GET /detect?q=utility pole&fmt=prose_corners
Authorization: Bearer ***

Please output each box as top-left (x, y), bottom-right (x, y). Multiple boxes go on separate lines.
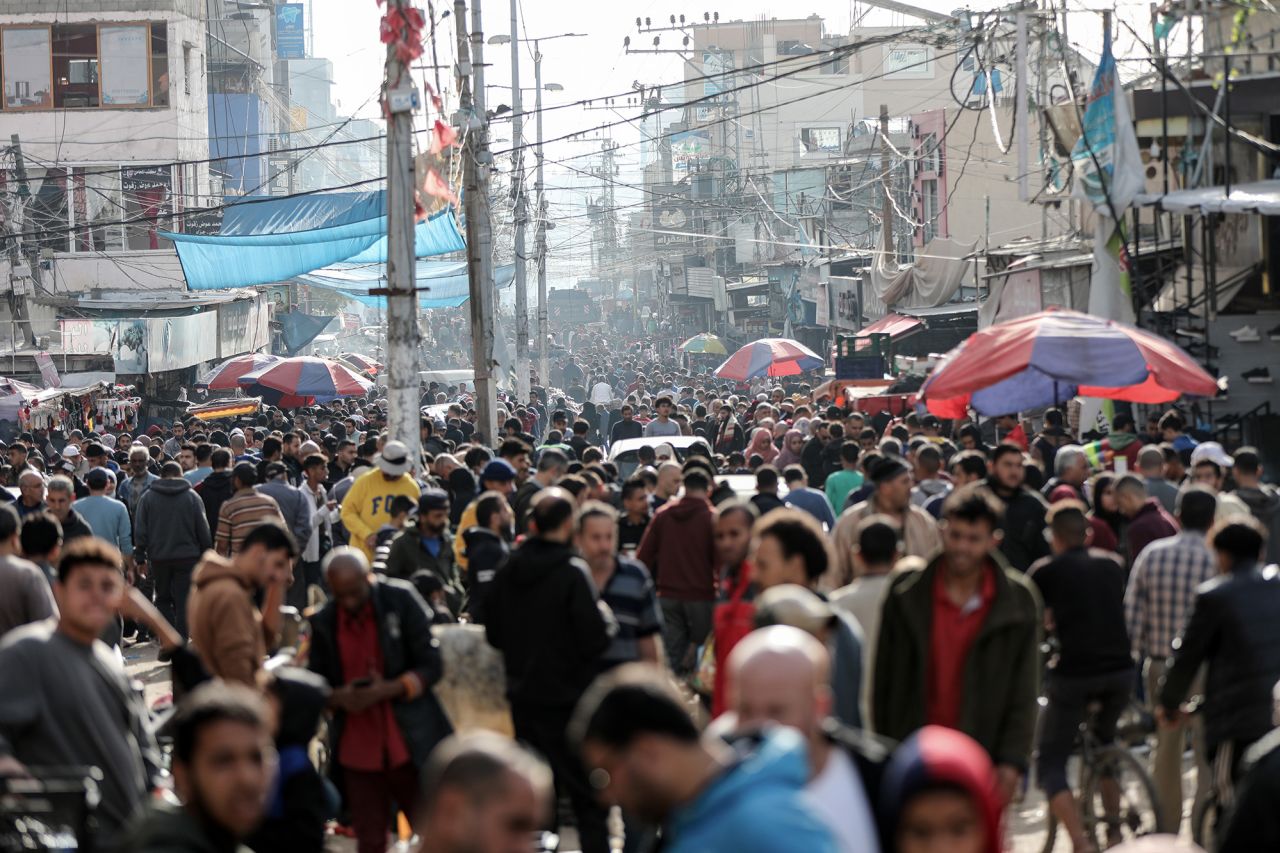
top-left (382, 0), bottom-right (422, 464)
top-left (1015, 9), bottom-right (1029, 202)
top-left (5, 135), bottom-right (37, 348)
top-left (878, 105), bottom-right (895, 264)
top-left (534, 43), bottom-right (549, 391)
top-left (457, 0), bottom-right (498, 444)
top-left (508, 0), bottom-right (530, 401)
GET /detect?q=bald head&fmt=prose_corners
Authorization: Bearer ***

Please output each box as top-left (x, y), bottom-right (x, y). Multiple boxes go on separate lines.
top-left (323, 546), bottom-right (371, 613)
top-left (655, 461), bottom-right (683, 499)
top-left (727, 625), bottom-right (830, 738)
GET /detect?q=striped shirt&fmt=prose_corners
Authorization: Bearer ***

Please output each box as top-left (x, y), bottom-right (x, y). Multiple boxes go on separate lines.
top-left (598, 557), bottom-right (664, 668)
top-left (215, 488), bottom-right (286, 557)
top-left (1124, 531), bottom-right (1217, 659)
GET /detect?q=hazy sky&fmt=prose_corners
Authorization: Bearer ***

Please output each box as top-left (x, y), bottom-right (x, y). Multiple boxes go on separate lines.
top-left (310, 0), bottom-right (1157, 276)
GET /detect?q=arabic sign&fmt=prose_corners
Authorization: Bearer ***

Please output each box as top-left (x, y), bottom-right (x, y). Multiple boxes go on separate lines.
top-left (671, 130), bottom-right (711, 174)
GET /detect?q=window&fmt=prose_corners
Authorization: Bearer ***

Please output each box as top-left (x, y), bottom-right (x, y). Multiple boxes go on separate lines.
top-left (0, 22), bottom-right (169, 110)
top-left (921, 179), bottom-right (939, 243)
top-left (920, 133), bottom-right (941, 174)
top-left (3, 164), bottom-right (172, 252)
top-left (2, 26), bottom-right (52, 109)
top-left (53, 25), bottom-right (98, 107)
top-left (801, 127), bottom-right (841, 154)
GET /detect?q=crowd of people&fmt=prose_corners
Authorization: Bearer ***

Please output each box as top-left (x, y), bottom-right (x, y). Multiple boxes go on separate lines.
top-left (1, 344), bottom-right (1280, 853)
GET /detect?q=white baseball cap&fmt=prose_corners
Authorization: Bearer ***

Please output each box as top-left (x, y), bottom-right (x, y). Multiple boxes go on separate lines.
top-left (1190, 441), bottom-right (1233, 469)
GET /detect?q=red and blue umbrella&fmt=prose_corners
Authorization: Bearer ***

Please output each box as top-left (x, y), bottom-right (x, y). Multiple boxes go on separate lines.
top-left (918, 308), bottom-right (1219, 418)
top-left (196, 353), bottom-right (281, 391)
top-left (714, 338), bottom-right (825, 381)
top-left (238, 356), bottom-right (372, 402)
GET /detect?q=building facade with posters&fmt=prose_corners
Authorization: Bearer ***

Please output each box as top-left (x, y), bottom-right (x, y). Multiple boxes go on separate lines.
top-left (0, 0), bottom-right (212, 297)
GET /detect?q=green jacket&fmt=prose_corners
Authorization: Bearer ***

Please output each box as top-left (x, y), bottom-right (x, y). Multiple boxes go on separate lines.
top-left (383, 527), bottom-right (463, 613)
top-left (871, 550), bottom-right (1042, 771)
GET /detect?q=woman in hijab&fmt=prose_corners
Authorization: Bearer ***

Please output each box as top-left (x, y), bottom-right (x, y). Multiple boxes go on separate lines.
top-left (747, 427), bottom-right (778, 465)
top-left (881, 726), bottom-right (1002, 853)
top-left (775, 428), bottom-right (806, 469)
top-left (1087, 472), bottom-right (1127, 558)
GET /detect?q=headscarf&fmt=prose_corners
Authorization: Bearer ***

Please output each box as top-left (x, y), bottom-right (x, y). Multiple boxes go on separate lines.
top-left (775, 429), bottom-right (805, 469)
top-left (747, 427), bottom-right (778, 465)
top-left (880, 726), bottom-right (1002, 853)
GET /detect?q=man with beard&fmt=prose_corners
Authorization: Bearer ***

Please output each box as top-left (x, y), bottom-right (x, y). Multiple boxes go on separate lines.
top-left (984, 442), bottom-right (1051, 572)
top-left (383, 490), bottom-right (462, 616)
top-left (461, 492), bottom-right (513, 625)
top-left (126, 683), bottom-right (275, 853)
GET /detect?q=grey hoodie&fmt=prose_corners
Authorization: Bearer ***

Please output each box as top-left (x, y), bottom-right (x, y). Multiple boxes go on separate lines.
top-left (134, 477), bottom-right (213, 563)
top-left (1235, 485), bottom-right (1280, 564)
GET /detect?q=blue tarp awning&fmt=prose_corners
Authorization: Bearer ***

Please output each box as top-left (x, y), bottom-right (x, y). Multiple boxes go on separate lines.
top-left (296, 261), bottom-right (515, 309)
top-left (160, 191), bottom-right (465, 290)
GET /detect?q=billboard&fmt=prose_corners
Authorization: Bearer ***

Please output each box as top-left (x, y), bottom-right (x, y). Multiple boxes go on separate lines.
top-left (651, 184), bottom-right (695, 253)
top-left (277, 3), bottom-right (306, 59)
top-left (671, 130), bottom-right (710, 174)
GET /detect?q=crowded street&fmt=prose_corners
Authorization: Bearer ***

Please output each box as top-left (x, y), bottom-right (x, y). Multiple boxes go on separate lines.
top-left (3, 1), bottom-right (1280, 852)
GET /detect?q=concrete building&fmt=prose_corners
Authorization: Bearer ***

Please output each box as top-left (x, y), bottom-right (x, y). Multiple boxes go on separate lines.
top-left (0, 0), bottom-right (212, 298)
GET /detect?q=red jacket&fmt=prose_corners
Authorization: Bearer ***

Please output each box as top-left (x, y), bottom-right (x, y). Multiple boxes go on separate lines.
top-left (635, 494), bottom-right (717, 601)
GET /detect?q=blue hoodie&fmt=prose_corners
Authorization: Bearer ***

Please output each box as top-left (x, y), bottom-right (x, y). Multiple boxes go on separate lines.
top-left (665, 728), bottom-right (836, 853)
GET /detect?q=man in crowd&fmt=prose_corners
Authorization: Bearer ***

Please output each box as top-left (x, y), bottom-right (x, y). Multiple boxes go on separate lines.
top-left (258, 460), bottom-right (315, 554)
top-left (1158, 517), bottom-right (1280, 809)
top-left (511, 449), bottom-right (568, 535)
top-left (461, 491), bottom-right (512, 625)
top-left (1116, 473), bottom-right (1179, 565)
top-left (783, 464), bottom-right (836, 529)
top-left (571, 663), bottom-right (837, 852)
top-left (184, 442), bottom-right (214, 485)
top-left (1189, 443), bottom-right (1252, 520)
top-left (831, 455), bottom-right (941, 589)
top-left (830, 516), bottom-right (902, 665)
top-left (636, 468), bottom-right (718, 677)
top-left (341, 440), bottom-right (421, 563)
top-left (134, 461), bottom-right (213, 639)
top-left (1139, 444), bottom-right (1180, 514)
top-left (119, 445), bottom-right (159, 518)
top-left (643, 396), bottom-right (681, 438)
top-left (0, 538), bottom-right (160, 851)
top-left (385, 489), bottom-right (462, 614)
top-left (188, 521), bottom-right (296, 686)
top-left (196, 448), bottom-right (236, 531)
top-left (577, 501), bottom-right (664, 671)
top-left (486, 489), bottom-right (615, 853)
top-left (44, 475), bottom-right (93, 542)
top-left (15, 469), bottom-right (46, 518)
top-left (127, 683), bottom-right (275, 853)
top-left (612, 404), bottom-right (643, 445)
top-left (0, 503), bottom-right (57, 636)
top-left (873, 486), bottom-right (1041, 806)
top-left (824, 442), bottom-right (862, 517)
top-left (728, 626), bottom-right (888, 852)
top-left (74, 468), bottom-right (132, 563)
top-left (1231, 446), bottom-right (1280, 563)
top-left (983, 442), bottom-right (1051, 571)
top-left (214, 463), bottom-right (287, 558)
top-left (415, 733), bottom-right (552, 853)
top-left (1125, 486), bottom-right (1218, 832)
top-left (1028, 502), bottom-right (1134, 850)
top-left (910, 444), bottom-right (951, 510)
top-left (308, 547), bottom-right (453, 853)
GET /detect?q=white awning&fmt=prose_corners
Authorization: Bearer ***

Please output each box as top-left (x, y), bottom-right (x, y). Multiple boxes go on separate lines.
top-left (1134, 180), bottom-right (1280, 215)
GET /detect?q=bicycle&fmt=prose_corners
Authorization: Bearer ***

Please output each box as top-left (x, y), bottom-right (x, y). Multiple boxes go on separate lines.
top-left (1039, 700), bottom-right (1161, 853)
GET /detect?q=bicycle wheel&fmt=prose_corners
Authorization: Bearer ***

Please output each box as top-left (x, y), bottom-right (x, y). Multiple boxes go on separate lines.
top-left (1079, 746), bottom-right (1161, 848)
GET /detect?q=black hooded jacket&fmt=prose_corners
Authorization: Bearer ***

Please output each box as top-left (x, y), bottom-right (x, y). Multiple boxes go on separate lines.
top-left (485, 537), bottom-right (614, 707)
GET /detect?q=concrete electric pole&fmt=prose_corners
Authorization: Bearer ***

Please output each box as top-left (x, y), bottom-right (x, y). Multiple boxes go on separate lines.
top-left (879, 104), bottom-right (895, 265)
top-left (456, 0), bottom-right (498, 444)
top-left (383, 0), bottom-right (423, 465)
top-left (508, 0), bottom-right (530, 401)
top-left (534, 44), bottom-right (549, 391)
